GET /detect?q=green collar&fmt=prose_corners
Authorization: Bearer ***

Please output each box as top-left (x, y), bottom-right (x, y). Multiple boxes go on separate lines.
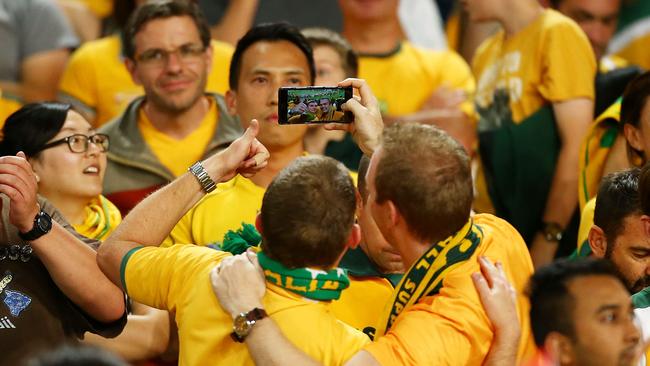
top-left (339, 247), bottom-right (402, 287)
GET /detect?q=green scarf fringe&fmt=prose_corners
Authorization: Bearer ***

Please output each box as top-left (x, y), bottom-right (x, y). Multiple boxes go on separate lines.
top-left (220, 223), bottom-right (262, 254)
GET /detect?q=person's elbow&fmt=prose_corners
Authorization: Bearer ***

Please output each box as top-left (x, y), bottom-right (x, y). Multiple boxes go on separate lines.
top-left (85, 284), bottom-right (126, 324)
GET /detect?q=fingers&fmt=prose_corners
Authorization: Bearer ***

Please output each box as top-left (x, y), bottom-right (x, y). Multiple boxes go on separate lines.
top-left (338, 78), bottom-right (378, 110)
top-left (478, 256), bottom-right (496, 288)
top-left (471, 271), bottom-right (490, 298)
top-left (322, 122), bottom-right (353, 132)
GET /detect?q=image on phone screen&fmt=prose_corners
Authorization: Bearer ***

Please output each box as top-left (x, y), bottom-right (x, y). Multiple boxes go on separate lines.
top-left (278, 86), bottom-right (353, 124)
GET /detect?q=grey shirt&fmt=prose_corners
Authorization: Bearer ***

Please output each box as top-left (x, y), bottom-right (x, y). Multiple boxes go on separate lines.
top-left (0, 0), bottom-right (78, 82)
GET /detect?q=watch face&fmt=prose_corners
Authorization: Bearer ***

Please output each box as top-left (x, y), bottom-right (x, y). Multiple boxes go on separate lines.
top-left (36, 212), bottom-right (52, 233)
top-left (233, 314), bottom-right (252, 337)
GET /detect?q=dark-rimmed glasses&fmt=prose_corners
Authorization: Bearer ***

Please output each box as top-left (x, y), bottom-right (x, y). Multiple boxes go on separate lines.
top-left (39, 134), bottom-right (110, 154)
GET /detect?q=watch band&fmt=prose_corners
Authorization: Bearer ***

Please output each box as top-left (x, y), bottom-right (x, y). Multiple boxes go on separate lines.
top-left (19, 210), bottom-right (52, 242)
top-left (542, 222), bottom-right (563, 242)
top-left (188, 161), bottom-right (217, 193)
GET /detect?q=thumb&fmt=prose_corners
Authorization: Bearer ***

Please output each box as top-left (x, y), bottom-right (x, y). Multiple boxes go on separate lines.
top-left (242, 119), bottom-right (260, 143)
top-left (16, 151), bottom-right (26, 159)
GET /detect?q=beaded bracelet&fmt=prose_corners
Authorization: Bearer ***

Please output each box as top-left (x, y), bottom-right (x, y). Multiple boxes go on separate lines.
top-left (0, 244), bottom-right (32, 262)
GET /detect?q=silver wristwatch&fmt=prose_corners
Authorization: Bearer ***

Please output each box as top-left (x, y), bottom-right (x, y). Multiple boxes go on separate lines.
top-left (188, 161), bottom-right (217, 193)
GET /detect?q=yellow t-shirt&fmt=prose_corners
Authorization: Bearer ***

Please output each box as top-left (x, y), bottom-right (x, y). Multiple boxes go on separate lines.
top-left (137, 99), bottom-right (217, 178)
top-left (472, 9), bottom-right (596, 216)
top-left (364, 214), bottom-right (536, 365)
top-left (576, 197), bottom-right (596, 257)
top-left (164, 169), bottom-right (358, 247)
top-left (358, 41), bottom-right (475, 117)
top-left (599, 54), bottom-right (630, 74)
top-left (578, 99), bottom-right (623, 209)
top-left (58, 35), bottom-right (233, 127)
top-left (0, 88), bottom-right (21, 132)
top-left (473, 9), bottom-right (596, 124)
top-left (331, 275), bottom-right (395, 338)
top-left (122, 244), bottom-right (370, 366)
top-left (74, 0), bottom-right (112, 18)
top-left (164, 174), bottom-right (265, 247)
top-left (612, 33), bottom-right (650, 70)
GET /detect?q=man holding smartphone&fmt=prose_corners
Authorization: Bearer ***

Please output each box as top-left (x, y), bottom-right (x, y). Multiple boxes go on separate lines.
top-left (162, 22), bottom-right (314, 247)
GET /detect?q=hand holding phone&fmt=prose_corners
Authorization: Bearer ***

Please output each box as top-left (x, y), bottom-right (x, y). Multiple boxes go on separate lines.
top-left (278, 86), bottom-right (353, 124)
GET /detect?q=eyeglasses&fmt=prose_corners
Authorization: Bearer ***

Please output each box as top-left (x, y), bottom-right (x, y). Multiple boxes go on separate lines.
top-left (136, 44), bottom-right (206, 68)
top-left (39, 134), bottom-right (110, 154)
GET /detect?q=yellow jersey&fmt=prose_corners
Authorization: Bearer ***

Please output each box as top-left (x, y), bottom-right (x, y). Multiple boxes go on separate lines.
top-left (576, 197), bottom-right (596, 258)
top-left (358, 41), bottom-right (475, 117)
top-left (364, 214), bottom-right (536, 365)
top-left (58, 35), bottom-right (233, 127)
top-left (332, 247), bottom-right (401, 339)
top-left (473, 9), bottom-right (595, 125)
top-left (472, 9), bottom-right (596, 242)
top-left (164, 170), bottom-right (357, 247)
top-left (0, 88), bottom-right (21, 132)
top-left (138, 99), bottom-right (217, 178)
top-left (578, 99), bottom-right (623, 209)
top-left (122, 244), bottom-right (370, 366)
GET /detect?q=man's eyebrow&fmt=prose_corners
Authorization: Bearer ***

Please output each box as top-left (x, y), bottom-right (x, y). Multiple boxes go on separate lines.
top-left (251, 67), bottom-right (305, 75)
top-left (596, 303), bottom-right (622, 314)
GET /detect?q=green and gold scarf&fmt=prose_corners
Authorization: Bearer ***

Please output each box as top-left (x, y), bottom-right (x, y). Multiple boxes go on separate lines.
top-left (375, 219), bottom-right (483, 337)
top-left (257, 252), bottom-right (350, 301)
top-left (218, 223), bottom-right (350, 301)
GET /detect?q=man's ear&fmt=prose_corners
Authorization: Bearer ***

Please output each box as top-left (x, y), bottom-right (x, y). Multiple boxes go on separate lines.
top-left (544, 332), bottom-right (576, 366)
top-left (386, 200), bottom-right (400, 227)
top-left (641, 215), bottom-right (650, 238)
top-left (346, 223), bottom-right (361, 250)
top-left (225, 90), bottom-right (238, 116)
top-left (624, 124), bottom-right (644, 153)
top-left (588, 225), bottom-right (608, 258)
top-left (124, 58), bottom-right (141, 85)
top-left (255, 214), bottom-right (264, 236)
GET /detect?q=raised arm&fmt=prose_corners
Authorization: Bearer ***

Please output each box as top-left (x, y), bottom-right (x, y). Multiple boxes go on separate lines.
top-left (98, 120), bottom-right (269, 288)
top-left (0, 153), bottom-right (123, 323)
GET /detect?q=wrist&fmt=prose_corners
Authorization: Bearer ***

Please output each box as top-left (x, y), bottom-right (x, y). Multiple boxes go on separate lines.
top-left (229, 302), bottom-right (265, 320)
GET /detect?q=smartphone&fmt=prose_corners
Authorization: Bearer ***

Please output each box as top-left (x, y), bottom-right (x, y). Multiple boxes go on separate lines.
top-left (278, 86), bottom-right (353, 124)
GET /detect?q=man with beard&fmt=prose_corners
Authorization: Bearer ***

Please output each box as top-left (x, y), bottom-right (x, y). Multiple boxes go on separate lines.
top-left (100, 1), bottom-right (242, 215)
top-left (585, 168), bottom-right (650, 306)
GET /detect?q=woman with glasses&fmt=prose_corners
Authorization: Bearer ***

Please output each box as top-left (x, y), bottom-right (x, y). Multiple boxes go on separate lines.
top-left (1, 102), bottom-right (120, 240)
top-left (1, 102), bottom-right (171, 363)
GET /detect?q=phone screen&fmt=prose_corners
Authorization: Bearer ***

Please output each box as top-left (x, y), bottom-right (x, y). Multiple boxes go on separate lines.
top-left (278, 86), bottom-right (353, 124)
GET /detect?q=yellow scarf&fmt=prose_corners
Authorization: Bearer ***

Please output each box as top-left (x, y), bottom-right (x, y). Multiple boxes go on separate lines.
top-left (374, 220), bottom-right (483, 337)
top-left (73, 195), bottom-right (122, 241)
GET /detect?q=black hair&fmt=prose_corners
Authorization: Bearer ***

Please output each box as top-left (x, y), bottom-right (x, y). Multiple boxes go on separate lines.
top-left (229, 22), bottom-right (315, 90)
top-left (527, 258), bottom-right (624, 346)
top-left (122, 0), bottom-right (210, 60)
top-left (621, 72), bottom-right (650, 162)
top-left (594, 168), bottom-right (641, 243)
top-left (1, 103), bottom-right (71, 157)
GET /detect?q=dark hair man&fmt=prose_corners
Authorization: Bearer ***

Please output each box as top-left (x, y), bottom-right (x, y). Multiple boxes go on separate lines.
top-left (100, 0), bottom-right (242, 215)
top-left (97, 120), bottom-right (388, 365)
top-left (164, 22), bottom-right (315, 248)
top-left (528, 259), bottom-right (641, 366)
top-left (210, 79), bottom-right (537, 365)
